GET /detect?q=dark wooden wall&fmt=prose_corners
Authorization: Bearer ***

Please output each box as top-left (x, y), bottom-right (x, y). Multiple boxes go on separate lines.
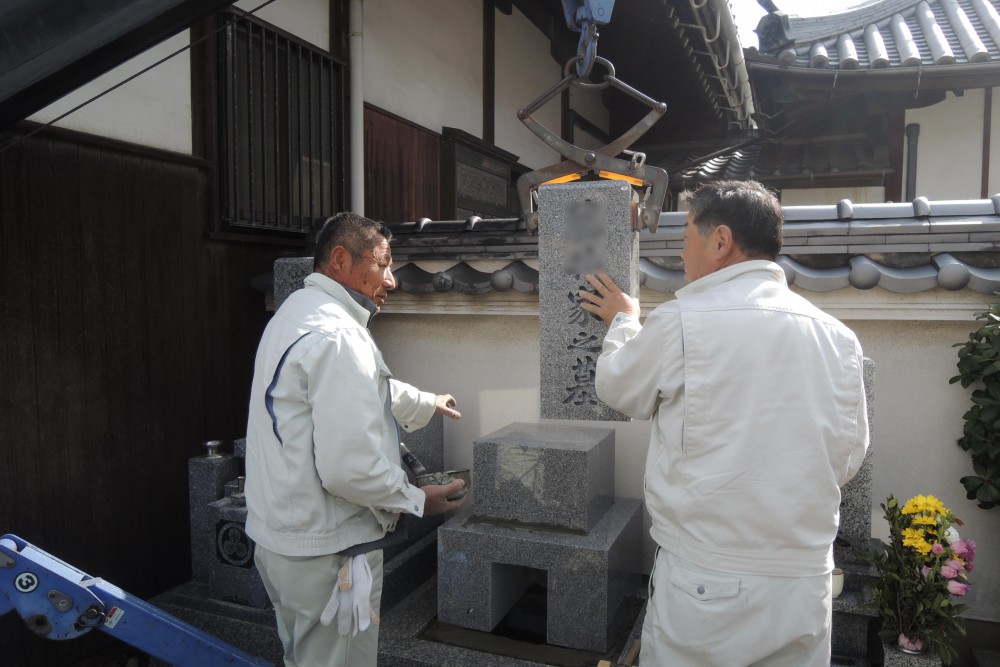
top-left (0, 126), bottom-right (289, 665)
top-left (363, 104), bottom-right (441, 222)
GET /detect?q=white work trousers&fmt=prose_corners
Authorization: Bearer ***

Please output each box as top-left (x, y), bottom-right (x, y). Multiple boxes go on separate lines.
top-left (641, 548), bottom-right (832, 667)
top-left (254, 545), bottom-right (384, 667)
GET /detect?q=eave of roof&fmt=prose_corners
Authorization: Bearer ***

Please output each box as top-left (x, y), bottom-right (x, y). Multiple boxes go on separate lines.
top-left (747, 56), bottom-right (1000, 93)
top-left (676, 0), bottom-right (756, 128)
top-left (648, 134), bottom-right (892, 187)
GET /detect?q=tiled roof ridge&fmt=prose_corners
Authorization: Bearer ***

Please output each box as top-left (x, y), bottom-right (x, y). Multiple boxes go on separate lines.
top-left (780, 0), bottom-right (921, 44)
top-left (755, 0), bottom-right (1000, 70)
top-left (364, 195), bottom-right (1000, 294)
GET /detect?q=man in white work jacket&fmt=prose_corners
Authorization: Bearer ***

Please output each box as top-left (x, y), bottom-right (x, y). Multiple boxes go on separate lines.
top-left (579, 180), bottom-right (869, 667)
top-left (245, 212), bottom-right (466, 667)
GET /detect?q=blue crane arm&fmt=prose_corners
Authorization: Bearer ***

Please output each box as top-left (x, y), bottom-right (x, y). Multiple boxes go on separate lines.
top-left (0, 534), bottom-right (272, 667)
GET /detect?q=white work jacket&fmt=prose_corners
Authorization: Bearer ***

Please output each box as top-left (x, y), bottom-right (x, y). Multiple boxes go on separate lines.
top-left (596, 261), bottom-right (869, 576)
top-left (245, 272), bottom-right (435, 557)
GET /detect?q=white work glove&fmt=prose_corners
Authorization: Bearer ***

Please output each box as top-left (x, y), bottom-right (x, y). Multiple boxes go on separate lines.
top-left (319, 555), bottom-right (378, 636)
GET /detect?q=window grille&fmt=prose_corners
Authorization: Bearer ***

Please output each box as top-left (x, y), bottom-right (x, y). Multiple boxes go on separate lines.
top-left (219, 13), bottom-right (343, 234)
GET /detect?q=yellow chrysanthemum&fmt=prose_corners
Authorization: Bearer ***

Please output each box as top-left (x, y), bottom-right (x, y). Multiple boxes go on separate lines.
top-left (901, 527), bottom-right (933, 555)
top-left (901, 494), bottom-right (949, 517)
top-left (911, 515), bottom-right (938, 526)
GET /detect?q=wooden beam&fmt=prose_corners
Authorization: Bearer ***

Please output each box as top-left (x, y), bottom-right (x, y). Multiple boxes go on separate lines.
top-left (886, 109), bottom-right (904, 203)
top-left (983, 87), bottom-right (993, 198)
top-left (483, 0), bottom-right (495, 145)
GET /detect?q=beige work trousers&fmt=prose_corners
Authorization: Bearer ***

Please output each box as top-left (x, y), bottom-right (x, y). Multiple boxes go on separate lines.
top-left (254, 545), bottom-right (384, 667)
top-left (640, 548), bottom-right (832, 667)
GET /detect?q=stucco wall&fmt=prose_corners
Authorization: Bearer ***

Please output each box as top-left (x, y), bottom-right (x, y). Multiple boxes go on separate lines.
top-left (494, 5), bottom-right (563, 168)
top-left (28, 31), bottom-right (193, 154)
top-left (364, 0), bottom-right (483, 140)
top-left (991, 87), bottom-right (1000, 196)
top-left (905, 90), bottom-right (986, 201)
top-left (373, 306), bottom-right (1000, 622)
top-left (366, 0), bottom-right (568, 168)
top-left (26, 0), bottom-right (594, 169)
top-left (233, 0), bottom-right (329, 50)
top-left (848, 319), bottom-right (1000, 622)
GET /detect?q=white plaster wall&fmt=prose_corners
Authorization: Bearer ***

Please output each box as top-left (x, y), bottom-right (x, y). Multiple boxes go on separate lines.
top-left (28, 32), bottom-right (193, 154)
top-left (364, 1), bottom-right (607, 169)
top-left (990, 87), bottom-right (1000, 196)
top-left (849, 319), bottom-right (1000, 623)
top-left (781, 186), bottom-right (886, 205)
top-left (569, 85), bottom-right (610, 150)
top-left (372, 311), bottom-right (1000, 622)
top-left (364, 0), bottom-right (483, 139)
top-left (494, 6), bottom-right (562, 168)
top-left (233, 0), bottom-right (329, 51)
top-left (905, 90), bottom-right (985, 200)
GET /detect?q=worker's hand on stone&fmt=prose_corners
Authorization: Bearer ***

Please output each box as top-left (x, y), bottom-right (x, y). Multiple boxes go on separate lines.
top-left (423, 479), bottom-right (466, 516)
top-left (434, 394), bottom-right (461, 420)
top-left (578, 273), bottom-right (640, 325)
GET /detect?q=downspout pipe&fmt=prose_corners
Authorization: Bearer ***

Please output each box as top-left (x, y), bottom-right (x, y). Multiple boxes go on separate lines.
top-left (905, 123), bottom-right (920, 200)
top-left (350, 0), bottom-right (364, 215)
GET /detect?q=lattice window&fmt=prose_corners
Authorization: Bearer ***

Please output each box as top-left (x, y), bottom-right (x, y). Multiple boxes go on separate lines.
top-left (219, 12), bottom-right (343, 234)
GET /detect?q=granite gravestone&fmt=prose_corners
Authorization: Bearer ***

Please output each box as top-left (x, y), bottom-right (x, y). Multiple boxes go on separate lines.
top-left (536, 180), bottom-right (639, 421)
top-left (437, 422), bottom-right (642, 653)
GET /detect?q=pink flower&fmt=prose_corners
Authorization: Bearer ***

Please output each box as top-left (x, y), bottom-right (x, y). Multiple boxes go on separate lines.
top-left (947, 580), bottom-right (970, 596)
top-left (964, 540), bottom-right (977, 571)
top-left (931, 543), bottom-right (945, 555)
top-left (921, 566), bottom-right (932, 578)
top-left (951, 539), bottom-right (970, 557)
top-left (941, 563), bottom-right (960, 579)
top-left (899, 634), bottom-right (924, 651)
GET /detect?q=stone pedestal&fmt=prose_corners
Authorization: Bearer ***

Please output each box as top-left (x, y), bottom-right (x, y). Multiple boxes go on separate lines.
top-left (437, 422), bottom-right (642, 653)
top-left (186, 418), bottom-right (446, 611)
top-left (831, 359), bottom-right (878, 662)
top-left (471, 422), bottom-right (614, 532)
top-left (188, 448), bottom-right (239, 583)
top-left (206, 494), bottom-right (269, 609)
top-left (536, 180), bottom-right (639, 421)
top-left (836, 358), bottom-right (876, 566)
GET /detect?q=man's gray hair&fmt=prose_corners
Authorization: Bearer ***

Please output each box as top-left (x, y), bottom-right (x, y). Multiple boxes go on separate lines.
top-left (682, 180), bottom-right (783, 260)
top-left (313, 212), bottom-right (392, 271)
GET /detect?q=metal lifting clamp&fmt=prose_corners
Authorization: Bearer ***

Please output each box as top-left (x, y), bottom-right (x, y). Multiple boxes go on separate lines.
top-left (517, 1), bottom-right (669, 233)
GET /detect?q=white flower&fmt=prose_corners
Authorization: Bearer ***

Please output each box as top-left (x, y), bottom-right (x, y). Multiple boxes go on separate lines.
top-left (944, 525), bottom-right (960, 542)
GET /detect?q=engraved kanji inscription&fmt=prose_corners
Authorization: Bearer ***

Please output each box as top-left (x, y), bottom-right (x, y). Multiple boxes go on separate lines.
top-left (564, 355), bottom-right (599, 406)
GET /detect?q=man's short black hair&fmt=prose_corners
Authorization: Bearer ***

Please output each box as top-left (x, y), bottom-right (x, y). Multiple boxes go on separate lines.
top-left (313, 212), bottom-right (392, 271)
top-left (682, 180), bottom-right (783, 260)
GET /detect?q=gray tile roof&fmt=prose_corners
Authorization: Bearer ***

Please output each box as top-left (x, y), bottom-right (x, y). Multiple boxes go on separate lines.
top-left (649, 135), bottom-right (891, 186)
top-left (757, 0), bottom-right (1000, 70)
top-left (379, 195), bottom-right (1000, 294)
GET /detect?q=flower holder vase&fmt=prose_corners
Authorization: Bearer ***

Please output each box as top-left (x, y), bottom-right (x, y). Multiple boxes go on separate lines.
top-left (882, 642), bottom-right (943, 667)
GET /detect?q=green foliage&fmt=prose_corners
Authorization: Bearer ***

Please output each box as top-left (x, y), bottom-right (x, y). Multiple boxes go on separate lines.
top-left (951, 301), bottom-right (1000, 509)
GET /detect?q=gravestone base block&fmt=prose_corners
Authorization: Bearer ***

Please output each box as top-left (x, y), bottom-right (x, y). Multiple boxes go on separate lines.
top-left (189, 453), bottom-right (240, 583)
top-left (472, 422), bottom-right (615, 532)
top-left (206, 499), bottom-right (269, 609)
top-left (437, 499), bottom-right (642, 653)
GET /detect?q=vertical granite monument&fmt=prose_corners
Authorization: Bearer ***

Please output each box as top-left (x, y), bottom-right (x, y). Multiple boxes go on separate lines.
top-left (436, 179), bottom-right (645, 655)
top-left (831, 358), bottom-right (879, 661)
top-left (537, 180), bottom-right (639, 421)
